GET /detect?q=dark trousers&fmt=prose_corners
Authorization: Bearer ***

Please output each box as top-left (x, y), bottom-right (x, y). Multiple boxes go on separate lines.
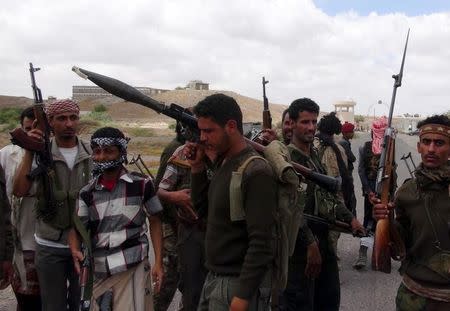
top-left (281, 229), bottom-right (340, 311)
top-left (154, 222), bottom-right (179, 311)
top-left (178, 223), bottom-right (207, 311)
top-left (35, 244), bottom-right (80, 311)
top-left (14, 292), bottom-right (42, 311)
top-left (363, 180), bottom-right (376, 232)
top-left (197, 273), bottom-right (271, 311)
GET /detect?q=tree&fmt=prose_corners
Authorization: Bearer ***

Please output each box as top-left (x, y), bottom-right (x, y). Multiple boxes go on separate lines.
top-left (354, 115), bottom-right (365, 123)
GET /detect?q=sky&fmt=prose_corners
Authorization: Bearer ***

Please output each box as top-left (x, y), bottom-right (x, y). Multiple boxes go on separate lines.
top-left (1, 0), bottom-right (450, 117)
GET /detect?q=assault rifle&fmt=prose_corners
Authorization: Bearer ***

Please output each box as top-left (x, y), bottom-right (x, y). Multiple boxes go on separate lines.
top-left (252, 77), bottom-right (272, 145)
top-left (71, 67), bottom-right (340, 193)
top-left (10, 63), bottom-right (57, 221)
top-left (400, 152), bottom-right (417, 179)
top-left (262, 76), bottom-right (272, 130)
top-left (372, 30), bottom-right (409, 273)
top-left (304, 214), bottom-right (367, 237)
top-left (79, 245), bottom-right (91, 311)
top-left (129, 154), bottom-right (154, 179)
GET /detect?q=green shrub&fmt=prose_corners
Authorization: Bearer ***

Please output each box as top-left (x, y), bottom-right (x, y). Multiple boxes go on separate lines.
top-left (86, 111), bottom-right (112, 122)
top-left (354, 115), bottom-right (365, 123)
top-left (0, 107), bottom-right (22, 124)
top-left (93, 104), bottom-right (108, 113)
top-left (0, 107), bottom-right (22, 132)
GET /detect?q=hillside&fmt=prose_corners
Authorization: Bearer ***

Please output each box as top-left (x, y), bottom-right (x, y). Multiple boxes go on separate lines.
top-left (1, 90), bottom-right (288, 126)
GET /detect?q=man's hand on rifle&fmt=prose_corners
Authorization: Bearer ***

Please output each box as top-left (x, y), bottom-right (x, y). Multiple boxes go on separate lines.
top-left (27, 127), bottom-right (44, 142)
top-left (305, 240), bottom-right (322, 278)
top-left (175, 189), bottom-right (198, 221)
top-left (258, 128), bottom-right (278, 144)
top-left (184, 142), bottom-right (206, 173)
top-left (372, 198), bottom-right (395, 221)
top-left (151, 262), bottom-right (164, 294)
top-left (350, 218), bottom-right (366, 237)
top-left (71, 249), bottom-right (84, 275)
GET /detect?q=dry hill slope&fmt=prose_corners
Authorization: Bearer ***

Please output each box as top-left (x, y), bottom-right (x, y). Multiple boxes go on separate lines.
top-left (1, 90), bottom-right (288, 126)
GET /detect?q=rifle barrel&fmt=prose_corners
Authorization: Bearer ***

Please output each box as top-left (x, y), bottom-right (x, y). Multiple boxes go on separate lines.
top-left (388, 29), bottom-right (409, 126)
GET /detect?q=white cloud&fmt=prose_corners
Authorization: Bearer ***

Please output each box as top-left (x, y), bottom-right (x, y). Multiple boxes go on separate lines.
top-left (1, 0), bottom-right (449, 116)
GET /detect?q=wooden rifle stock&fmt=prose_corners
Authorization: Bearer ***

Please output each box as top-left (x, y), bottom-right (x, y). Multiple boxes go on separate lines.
top-left (372, 133), bottom-right (395, 273)
top-left (72, 66), bottom-right (340, 193)
top-left (372, 29), bottom-right (409, 273)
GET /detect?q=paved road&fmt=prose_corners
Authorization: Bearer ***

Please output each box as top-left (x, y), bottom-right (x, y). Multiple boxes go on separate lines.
top-left (339, 132), bottom-right (420, 311)
top-left (0, 133), bottom-right (421, 311)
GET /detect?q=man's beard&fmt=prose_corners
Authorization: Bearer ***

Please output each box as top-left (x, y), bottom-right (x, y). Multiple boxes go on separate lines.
top-left (216, 134), bottom-right (232, 156)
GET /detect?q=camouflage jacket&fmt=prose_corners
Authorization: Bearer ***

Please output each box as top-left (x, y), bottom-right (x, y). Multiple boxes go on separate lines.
top-left (395, 162), bottom-right (450, 289)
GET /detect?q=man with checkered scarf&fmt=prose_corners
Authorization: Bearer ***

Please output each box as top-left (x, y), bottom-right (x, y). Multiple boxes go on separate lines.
top-left (69, 127), bottom-right (164, 311)
top-left (14, 99), bottom-right (92, 311)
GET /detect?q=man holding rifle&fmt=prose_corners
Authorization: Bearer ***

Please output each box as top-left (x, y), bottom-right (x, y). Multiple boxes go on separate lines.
top-left (373, 115), bottom-right (450, 310)
top-left (282, 98), bottom-right (364, 311)
top-left (69, 127), bottom-right (164, 311)
top-left (13, 99), bottom-right (92, 311)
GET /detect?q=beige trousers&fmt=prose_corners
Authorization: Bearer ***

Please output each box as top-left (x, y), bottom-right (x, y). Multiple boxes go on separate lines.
top-left (91, 260), bottom-right (153, 311)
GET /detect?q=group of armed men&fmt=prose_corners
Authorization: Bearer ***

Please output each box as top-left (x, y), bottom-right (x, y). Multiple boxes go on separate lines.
top-left (0, 94), bottom-right (449, 311)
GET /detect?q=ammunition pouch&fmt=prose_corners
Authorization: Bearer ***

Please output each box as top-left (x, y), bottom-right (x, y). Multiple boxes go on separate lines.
top-left (313, 186), bottom-right (337, 222)
top-left (37, 189), bottom-right (78, 231)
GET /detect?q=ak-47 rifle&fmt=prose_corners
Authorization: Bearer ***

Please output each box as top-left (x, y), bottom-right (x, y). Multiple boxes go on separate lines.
top-left (251, 76), bottom-right (272, 145)
top-left (10, 63), bottom-right (51, 153)
top-left (304, 214), bottom-right (366, 237)
top-left (400, 152), bottom-right (417, 179)
top-left (71, 67), bottom-right (340, 193)
top-left (10, 63), bottom-right (57, 221)
top-left (79, 245), bottom-right (91, 311)
top-left (372, 30), bottom-right (410, 273)
top-left (129, 154), bottom-right (155, 179)
top-left (262, 76), bottom-right (272, 130)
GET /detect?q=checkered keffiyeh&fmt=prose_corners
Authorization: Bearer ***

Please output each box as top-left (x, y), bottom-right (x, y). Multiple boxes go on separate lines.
top-left (44, 99), bottom-right (80, 117)
top-left (91, 137), bottom-right (130, 175)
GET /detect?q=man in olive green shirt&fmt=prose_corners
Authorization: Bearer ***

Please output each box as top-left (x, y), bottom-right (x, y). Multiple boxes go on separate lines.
top-left (374, 114), bottom-right (450, 310)
top-left (282, 98), bottom-right (364, 311)
top-left (186, 94), bottom-right (277, 311)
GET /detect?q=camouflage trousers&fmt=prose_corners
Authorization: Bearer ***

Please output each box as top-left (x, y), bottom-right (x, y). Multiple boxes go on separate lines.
top-left (396, 283), bottom-right (450, 311)
top-left (153, 222), bottom-right (179, 311)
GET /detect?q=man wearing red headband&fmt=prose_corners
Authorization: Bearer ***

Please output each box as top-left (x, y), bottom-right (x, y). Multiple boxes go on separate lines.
top-left (373, 114), bottom-right (450, 310)
top-left (338, 121), bottom-right (357, 215)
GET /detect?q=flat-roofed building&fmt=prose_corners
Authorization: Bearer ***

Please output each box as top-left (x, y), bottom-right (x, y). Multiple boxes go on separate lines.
top-left (334, 100), bottom-right (356, 124)
top-left (72, 85), bottom-right (169, 100)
